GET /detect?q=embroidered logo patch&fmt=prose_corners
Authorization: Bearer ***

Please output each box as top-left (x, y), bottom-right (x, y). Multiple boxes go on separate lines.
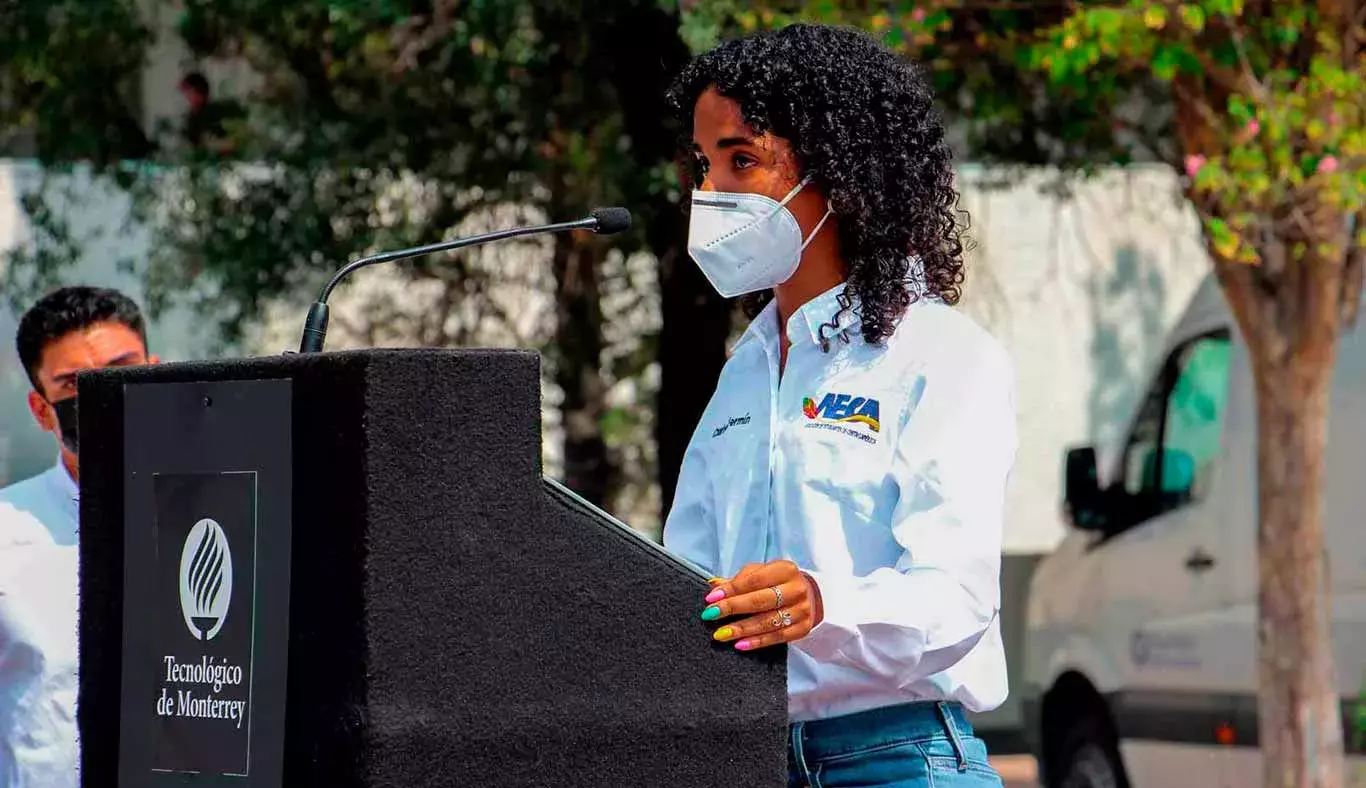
top-left (802, 393), bottom-right (881, 444)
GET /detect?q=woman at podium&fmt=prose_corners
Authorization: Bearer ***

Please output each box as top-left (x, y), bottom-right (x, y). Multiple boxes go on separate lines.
top-left (663, 23), bottom-right (1016, 788)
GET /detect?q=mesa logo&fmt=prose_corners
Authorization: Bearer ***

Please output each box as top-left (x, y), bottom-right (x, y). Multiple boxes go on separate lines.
top-left (801, 393), bottom-right (881, 444)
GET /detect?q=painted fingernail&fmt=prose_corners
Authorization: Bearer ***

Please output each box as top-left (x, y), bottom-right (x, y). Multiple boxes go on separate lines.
top-left (700, 605), bottom-right (722, 621)
top-left (705, 587), bottom-right (726, 603)
top-left (713, 626), bottom-right (735, 641)
top-left (707, 577), bottom-right (725, 586)
top-left (735, 639), bottom-right (755, 651)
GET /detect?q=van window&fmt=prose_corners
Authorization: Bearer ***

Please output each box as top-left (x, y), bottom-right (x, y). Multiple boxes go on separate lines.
top-left (1163, 338), bottom-right (1233, 498)
top-left (1116, 331), bottom-right (1233, 528)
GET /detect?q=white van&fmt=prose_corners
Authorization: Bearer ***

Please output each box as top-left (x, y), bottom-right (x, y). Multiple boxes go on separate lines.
top-left (1020, 274), bottom-right (1366, 787)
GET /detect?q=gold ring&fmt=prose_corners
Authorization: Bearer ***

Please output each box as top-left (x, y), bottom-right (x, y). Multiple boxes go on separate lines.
top-left (771, 609), bottom-right (793, 628)
top-left (770, 585), bottom-right (783, 609)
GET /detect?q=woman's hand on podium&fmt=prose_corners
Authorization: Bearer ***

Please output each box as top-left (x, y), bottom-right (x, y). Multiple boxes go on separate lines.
top-left (699, 560), bottom-right (824, 651)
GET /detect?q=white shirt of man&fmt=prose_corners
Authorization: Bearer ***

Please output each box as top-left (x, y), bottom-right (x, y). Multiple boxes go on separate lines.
top-left (0, 459), bottom-right (79, 547)
top-left (664, 282), bottom-right (1018, 722)
top-left (0, 502), bottom-right (79, 788)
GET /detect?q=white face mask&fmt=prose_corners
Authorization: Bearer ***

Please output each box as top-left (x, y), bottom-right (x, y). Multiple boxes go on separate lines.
top-left (686, 175), bottom-right (835, 298)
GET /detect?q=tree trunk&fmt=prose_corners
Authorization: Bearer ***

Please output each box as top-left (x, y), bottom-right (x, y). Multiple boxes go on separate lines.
top-left (551, 231), bottom-right (617, 508)
top-left (1253, 345), bottom-right (1344, 788)
top-left (1221, 242), bottom-right (1347, 788)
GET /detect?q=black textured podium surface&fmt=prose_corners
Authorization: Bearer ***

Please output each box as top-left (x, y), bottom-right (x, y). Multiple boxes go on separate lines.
top-left (78, 349), bottom-right (787, 787)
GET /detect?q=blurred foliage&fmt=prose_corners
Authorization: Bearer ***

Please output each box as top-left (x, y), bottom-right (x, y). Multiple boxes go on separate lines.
top-left (683, 0), bottom-right (1364, 320)
top-left (167, 0), bottom-right (685, 342)
top-left (679, 0), bottom-right (1179, 173)
top-left (1, 0), bottom-right (689, 333)
top-left (0, 0), bottom-right (154, 310)
top-left (0, 0), bottom-right (154, 163)
top-left (0, 0), bottom-right (698, 513)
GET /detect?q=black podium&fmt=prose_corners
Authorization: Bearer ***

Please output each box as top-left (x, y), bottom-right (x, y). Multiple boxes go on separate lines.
top-left (76, 349), bottom-right (787, 787)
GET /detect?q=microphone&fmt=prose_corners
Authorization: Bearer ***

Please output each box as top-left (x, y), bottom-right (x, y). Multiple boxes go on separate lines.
top-left (297, 207), bottom-right (632, 353)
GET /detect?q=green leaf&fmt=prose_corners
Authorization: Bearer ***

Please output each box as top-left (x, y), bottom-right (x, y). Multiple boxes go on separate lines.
top-left (1143, 4), bottom-right (1168, 30)
top-left (1179, 4), bottom-right (1206, 31)
top-left (1227, 95), bottom-right (1254, 124)
top-left (1205, 216), bottom-right (1241, 260)
top-left (1152, 45), bottom-right (1181, 80)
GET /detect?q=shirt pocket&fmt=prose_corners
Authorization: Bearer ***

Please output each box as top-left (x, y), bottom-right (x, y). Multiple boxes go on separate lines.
top-left (781, 395), bottom-right (898, 523)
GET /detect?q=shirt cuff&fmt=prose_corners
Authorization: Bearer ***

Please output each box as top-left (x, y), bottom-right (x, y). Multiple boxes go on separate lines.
top-left (794, 569), bottom-right (858, 662)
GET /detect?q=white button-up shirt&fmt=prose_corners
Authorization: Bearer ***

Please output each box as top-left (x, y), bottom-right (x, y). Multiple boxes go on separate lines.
top-left (0, 496), bottom-right (79, 788)
top-left (663, 282), bottom-right (1017, 722)
top-left (0, 461), bottom-right (79, 547)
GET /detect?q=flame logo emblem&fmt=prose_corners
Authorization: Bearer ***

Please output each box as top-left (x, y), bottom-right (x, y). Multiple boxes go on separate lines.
top-left (178, 518), bottom-right (233, 641)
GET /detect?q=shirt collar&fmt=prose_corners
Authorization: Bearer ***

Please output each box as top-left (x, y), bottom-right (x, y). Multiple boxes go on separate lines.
top-left (794, 281), bottom-right (861, 346)
top-left (730, 281), bottom-right (861, 355)
top-left (730, 256), bottom-right (931, 354)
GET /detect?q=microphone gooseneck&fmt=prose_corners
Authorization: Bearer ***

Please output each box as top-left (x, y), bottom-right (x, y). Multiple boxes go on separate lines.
top-left (297, 207), bottom-right (631, 353)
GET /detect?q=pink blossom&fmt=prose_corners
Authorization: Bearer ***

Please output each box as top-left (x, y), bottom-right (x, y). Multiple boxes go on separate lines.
top-left (1244, 119), bottom-right (1260, 137)
top-left (911, 7), bottom-right (927, 22)
top-left (1185, 154), bottom-right (1207, 179)
top-left (1317, 155), bottom-right (1339, 174)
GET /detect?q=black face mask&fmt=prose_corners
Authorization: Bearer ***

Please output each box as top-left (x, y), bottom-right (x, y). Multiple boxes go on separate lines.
top-left (49, 397), bottom-right (79, 455)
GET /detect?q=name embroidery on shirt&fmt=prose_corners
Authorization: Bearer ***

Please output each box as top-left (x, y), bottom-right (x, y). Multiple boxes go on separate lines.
top-left (712, 413), bottom-right (752, 438)
top-left (801, 393), bottom-right (881, 444)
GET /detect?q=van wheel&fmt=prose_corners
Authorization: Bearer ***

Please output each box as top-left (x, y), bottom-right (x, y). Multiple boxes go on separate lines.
top-left (1054, 720), bottom-right (1128, 788)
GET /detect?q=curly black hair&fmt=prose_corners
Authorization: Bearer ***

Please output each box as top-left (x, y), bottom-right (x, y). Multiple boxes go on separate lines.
top-left (667, 23), bottom-right (968, 347)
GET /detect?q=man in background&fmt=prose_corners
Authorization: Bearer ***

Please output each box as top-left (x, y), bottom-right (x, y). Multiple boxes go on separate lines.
top-left (1, 285), bottom-right (157, 545)
top-left (178, 71), bottom-right (243, 155)
top-left (0, 285), bottom-right (157, 787)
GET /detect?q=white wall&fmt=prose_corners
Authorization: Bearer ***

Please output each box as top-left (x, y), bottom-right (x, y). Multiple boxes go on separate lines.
top-left (957, 165), bottom-right (1210, 554)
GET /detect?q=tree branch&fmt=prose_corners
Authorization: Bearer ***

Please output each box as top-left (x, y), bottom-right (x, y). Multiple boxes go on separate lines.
top-left (390, 0), bottom-right (462, 75)
top-left (1214, 253), bottom-right (1290, 364)
top-left (1217, 7), bottom-right (1275, 106)
top-left (1170, 73), bottom-right (1223, 154)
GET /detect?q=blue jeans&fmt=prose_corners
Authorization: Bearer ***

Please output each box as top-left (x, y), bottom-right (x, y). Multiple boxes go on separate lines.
top-left (788, 701), bottom-right (1004, 788)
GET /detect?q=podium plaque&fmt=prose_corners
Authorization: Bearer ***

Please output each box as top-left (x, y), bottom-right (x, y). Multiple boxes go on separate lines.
top-left (119, 380), bottom-right (292, 787)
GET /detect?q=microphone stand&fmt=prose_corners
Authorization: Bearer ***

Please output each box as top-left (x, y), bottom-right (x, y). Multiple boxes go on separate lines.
top-left (297, 217), bottom-right (596, 354)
